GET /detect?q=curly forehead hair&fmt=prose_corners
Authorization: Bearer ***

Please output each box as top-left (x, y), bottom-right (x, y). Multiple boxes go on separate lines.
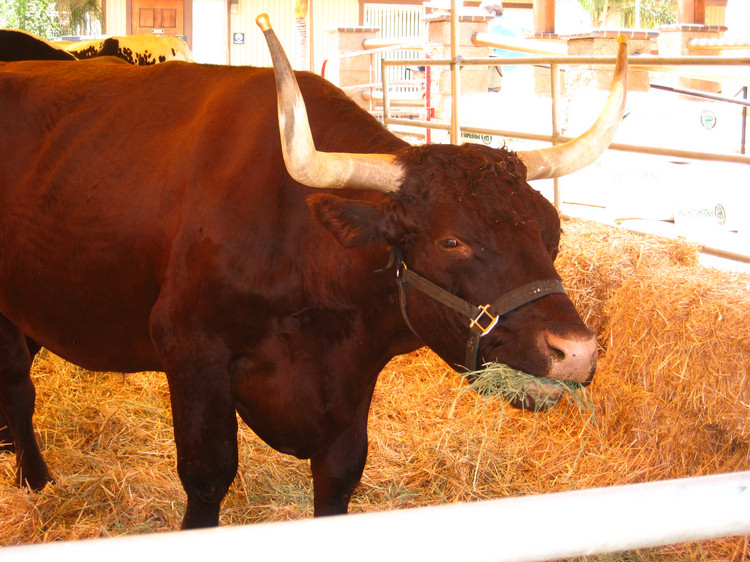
top-left (394, 143), bottom-right (528, 202)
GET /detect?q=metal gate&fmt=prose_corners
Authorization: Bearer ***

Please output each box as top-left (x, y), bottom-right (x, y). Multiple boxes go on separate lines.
top-left (363, 3), bottom-right (424, 95)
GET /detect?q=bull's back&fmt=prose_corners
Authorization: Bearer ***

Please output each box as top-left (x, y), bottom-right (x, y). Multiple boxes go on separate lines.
top-left (0, 61), bottom-right (293, 371)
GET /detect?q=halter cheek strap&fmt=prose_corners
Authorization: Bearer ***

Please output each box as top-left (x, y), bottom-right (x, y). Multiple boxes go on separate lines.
top-left (380, 247), bottom-right (567, 371)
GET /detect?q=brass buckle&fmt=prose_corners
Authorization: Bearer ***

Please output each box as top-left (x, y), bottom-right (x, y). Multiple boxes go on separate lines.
top-left (469, 305), bottom-right (499, 337)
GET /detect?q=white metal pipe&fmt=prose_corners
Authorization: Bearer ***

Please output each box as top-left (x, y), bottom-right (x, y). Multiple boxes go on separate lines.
top-left (361, 36), bottom-right (423, 50)
top-left (381, 119), bottom-right (750, 166)
top-left (383, 54), bottom-right (750, 67)
top-left (3, 471), bottom-right (749, 562)
top-left (472, 32), bottom-right (567, 55)
top-left (550, 62), bottom-right (562, 209)
top-left (450, 0), bottom-right (460, 144)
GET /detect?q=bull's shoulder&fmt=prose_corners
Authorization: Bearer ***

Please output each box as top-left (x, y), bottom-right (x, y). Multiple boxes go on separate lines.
top-left (294, 71), bottom-right (405, 154)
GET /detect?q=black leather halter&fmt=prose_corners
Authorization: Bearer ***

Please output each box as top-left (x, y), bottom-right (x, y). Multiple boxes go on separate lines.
top-left (381, 247), bottom-right (567, 371)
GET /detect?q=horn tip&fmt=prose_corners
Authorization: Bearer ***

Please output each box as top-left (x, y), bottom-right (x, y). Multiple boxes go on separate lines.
top-left (618, 34), bottom-right (628, 45)
top-left (256, 13), bottom-right (271, 31)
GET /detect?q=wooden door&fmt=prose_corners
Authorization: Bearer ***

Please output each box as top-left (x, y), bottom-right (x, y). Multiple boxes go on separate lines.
top-left (131, 0), bottom-right (185, 37)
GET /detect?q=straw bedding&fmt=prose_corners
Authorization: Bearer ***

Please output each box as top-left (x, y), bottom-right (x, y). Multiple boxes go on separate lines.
top-left (1, 217), bottom-right (748, 561)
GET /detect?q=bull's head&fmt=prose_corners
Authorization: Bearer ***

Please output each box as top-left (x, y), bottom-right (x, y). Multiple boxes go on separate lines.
top-left (256, 14), bottom-right (628, 410)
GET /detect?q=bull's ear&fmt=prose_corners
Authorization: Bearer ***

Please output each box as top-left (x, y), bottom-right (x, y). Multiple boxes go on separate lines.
top-left (308, 194), bottom-right (385, 248)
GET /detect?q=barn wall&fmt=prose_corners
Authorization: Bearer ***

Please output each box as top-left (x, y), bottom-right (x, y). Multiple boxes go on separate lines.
top-left (363, 3), bottom-right (424, 93)
top-left (100, 0), bottom-right (358, 68)
top-left (230, 0), bottom-right (294, 66)
top-left (705, 5), bottom-right (724, 26)
top-left (313, 0), bottom-right (359, 74)
top-left (105, 0), bottom-right (128, 35)
top-left (229, 0), bottom-right (358, 69)
top-left (194, 0), bottom-right (228, 63)
top-left (723, 0), bottom-right (749, 36)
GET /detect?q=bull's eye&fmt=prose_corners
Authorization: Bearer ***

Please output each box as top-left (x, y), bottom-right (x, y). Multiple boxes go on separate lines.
top-left (437, 237), bottom-right (472, 259)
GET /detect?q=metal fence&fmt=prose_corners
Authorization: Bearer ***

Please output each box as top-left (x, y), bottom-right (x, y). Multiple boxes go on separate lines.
top-left (381, 52), bottom-right (750, 168)
top-left (4, 471), bottom-right (750, 561)
top-left (363, 4), bottom-right (424, 96)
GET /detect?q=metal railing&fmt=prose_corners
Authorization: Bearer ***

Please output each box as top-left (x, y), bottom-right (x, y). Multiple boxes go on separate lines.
top-left (380, 50), bottom-right (750, 249)
top-left (320, 40), bottom-right (424, 113)
top-left (321, 33), bottom-right (750, 166)
top-left (380, 53), bottom-right (750, 168)
top-left (322, 33), bottom-right (750, 262)
top-left (4, 471), bottom-right (750, 561)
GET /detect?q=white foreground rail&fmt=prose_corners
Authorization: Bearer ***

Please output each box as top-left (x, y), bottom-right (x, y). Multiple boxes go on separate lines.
top-left (3, 471), bottom-right (749, 561)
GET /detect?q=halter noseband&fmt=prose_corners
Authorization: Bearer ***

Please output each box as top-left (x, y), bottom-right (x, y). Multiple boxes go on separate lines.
top-left (381, 247), bottom-right (567, 371)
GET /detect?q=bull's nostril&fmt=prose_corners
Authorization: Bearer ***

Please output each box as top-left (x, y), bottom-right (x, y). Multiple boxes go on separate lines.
top-left (549, 345), bottom-right (565, 362)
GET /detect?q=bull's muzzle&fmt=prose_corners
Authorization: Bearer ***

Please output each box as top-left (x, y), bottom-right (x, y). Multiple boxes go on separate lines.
top-left (544, 331), bottom-right (598, 384)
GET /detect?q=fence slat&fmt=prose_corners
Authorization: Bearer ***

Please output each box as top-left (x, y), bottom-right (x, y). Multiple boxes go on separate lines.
top-left (4, 471), bottom-right (750, 562)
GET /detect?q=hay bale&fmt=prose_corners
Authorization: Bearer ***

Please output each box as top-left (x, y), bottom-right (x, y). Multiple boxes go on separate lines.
top-left (591, 265), bottom-right (750, 475)
top-left (556, 217), bottom-right (701, 342)
top-left (556, 217), bottom-right (750, 478)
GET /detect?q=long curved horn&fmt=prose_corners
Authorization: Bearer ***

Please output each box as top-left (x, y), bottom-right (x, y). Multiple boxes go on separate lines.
top-left (256, 14), bottom-right (404, 192)
top-left (518, 35), bottom-right (629, 181)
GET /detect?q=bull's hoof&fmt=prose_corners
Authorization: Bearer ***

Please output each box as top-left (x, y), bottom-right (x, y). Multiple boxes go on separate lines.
top-left (181, 499), bottom-right (221, 529)
top-left (17, 466), bottom-right (53, 491)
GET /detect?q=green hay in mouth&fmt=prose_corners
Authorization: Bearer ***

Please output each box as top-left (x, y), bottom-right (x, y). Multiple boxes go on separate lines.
top-left (461, 361), bottom-right (596, 414)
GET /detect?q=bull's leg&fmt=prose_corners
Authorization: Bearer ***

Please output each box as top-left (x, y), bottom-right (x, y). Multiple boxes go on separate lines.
top-left (162, 365), bottom-right (239, 528)
top-left (161, 359), bottom-right (239, 529)
top-left (151, 305), bottom-right (239, 529)
top-left (0, 315), bottom-right (51, 489)
top-left (1, 337), bottom-right (43, 452)
top-left (310, 403), bottom-right (370, 516)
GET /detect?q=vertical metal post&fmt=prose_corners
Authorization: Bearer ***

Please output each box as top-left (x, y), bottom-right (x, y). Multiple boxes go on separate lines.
top-left (295, 0), bottom-right (309, 71)
top-left (369, 53), bottom-right (375, 113)
top-left (741, 86), bottom-right (747, 155)
top-left (308, 0), bottom-right (314, 72)
top-left (533, 0), bottom-right (555, 34)
top-left (425, 60), bottom-right (433, 143)
top-left (450, 0), bottom-right (461, 144)
top-left (382, 58), bottom-right (390, 129)
top-left (550, 63), bottom-right (562, 210)
top-left (678, 0), bottom-right (706, 25)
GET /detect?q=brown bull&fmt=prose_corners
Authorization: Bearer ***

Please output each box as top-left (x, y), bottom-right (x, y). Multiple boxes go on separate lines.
top-left (0, 16), bottom-right (627, 529)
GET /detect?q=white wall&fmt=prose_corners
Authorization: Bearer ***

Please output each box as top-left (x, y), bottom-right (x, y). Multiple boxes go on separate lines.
top-left (105, 0), bottom-right (128, 35)
top-left (229, 0), bottom-right (358, 69)
top-left (724, 0), bottom-right (750, 38)
top-left (193, 0), bottom-right (228, 63)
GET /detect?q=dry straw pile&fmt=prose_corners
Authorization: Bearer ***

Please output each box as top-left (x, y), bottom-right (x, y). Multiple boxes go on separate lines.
top-left (1, 217), bottom-right (748, 561)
